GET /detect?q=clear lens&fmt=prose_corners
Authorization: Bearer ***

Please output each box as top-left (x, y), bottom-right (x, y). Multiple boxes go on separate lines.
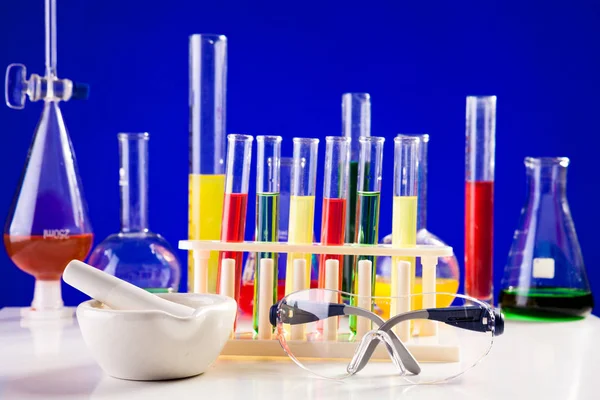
top-left (274, 290), bottom-right (497, 383)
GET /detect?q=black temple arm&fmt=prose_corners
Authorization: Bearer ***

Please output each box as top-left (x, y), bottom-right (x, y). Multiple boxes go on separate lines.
top-left (270, 301), bottom-right (346, 326)
top-left (426, 305), bottom-right (504, 334)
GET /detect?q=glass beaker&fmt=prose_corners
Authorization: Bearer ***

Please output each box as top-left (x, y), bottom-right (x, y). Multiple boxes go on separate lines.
top-left (4, 0), bottom-right (92, 318)
top-left (499, 157), bottom-right (593, 320)
top-left (188, 34), bottom-right (227, 294)
top-left (377, 134), bottom-right (460, 317)
top-left (87, 133), bottom-right (181, 292)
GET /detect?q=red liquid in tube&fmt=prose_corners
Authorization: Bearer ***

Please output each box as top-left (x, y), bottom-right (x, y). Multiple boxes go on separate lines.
top-left (465, 181), bottom-right (494, 301)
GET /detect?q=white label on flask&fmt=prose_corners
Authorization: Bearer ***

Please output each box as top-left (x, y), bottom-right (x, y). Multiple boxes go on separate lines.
top-left (533, 258), bottom-right (555, 279)
top-left (43, 229), bottom-right (70, 239)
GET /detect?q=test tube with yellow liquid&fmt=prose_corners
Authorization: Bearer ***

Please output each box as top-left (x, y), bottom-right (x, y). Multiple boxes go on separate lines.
top-left (188, 34), bottom-right (227, 293)
top-left (375, 134), bottom-right (460, 317)
top-left (285, 138), bottom-right (319, 295)
top-left (390, 136), bottom-right (418, 338)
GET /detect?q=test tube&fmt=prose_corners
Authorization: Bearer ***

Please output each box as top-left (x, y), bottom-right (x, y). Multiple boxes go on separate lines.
top-left (278, 157), bottom-right (293, 280)
top-left (318, 136), bottom-right (350, 290)
top-left (391, 135), bottom-right (419, 337)
top-left (342, 93), bottom-right (371, 295)
top-left (253, 135), bottom-right (282, 334)
top-left (188, 34), bottom-right (227, 293)
top-left (217, 134), bottom-right (253, 304)
top-left (285, 138), bottom-right (319, 295)
top-left (350, 136), bottom-right (384, 332)
top-left (465, 96), bottom-right (496, 303)
top-left (392, 135), bottom-right (419, 287)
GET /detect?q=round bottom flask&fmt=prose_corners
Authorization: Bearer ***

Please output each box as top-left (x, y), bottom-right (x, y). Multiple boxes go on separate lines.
top-left (87, 133), bottom-right (180, 292)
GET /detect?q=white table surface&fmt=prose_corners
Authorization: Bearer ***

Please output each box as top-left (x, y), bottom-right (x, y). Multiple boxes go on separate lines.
top-left (0, 307), bottom-right (599, 400)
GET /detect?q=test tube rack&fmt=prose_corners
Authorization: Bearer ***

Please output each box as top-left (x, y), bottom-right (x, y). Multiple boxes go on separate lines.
top-left (179, 240), bottom-right (460, 362)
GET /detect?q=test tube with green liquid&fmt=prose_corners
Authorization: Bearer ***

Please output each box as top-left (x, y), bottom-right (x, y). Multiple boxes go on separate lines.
top-left (350, 136), bottom-right (384, 333)
top-left (253, 135), bottom-right (282, 334)
top-left (342, 93), bottom-right (371, 295)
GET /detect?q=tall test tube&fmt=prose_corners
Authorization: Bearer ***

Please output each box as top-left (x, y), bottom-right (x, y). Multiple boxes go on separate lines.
top-left (285, 138), bottom-right (319, 295)
top-left (318, 137), bottom-right (351, 290)
top-left (392, 135), bottom-right (419, 311)
top-left (217, 134), bottom-right (253, 304)
top-left (342, 93), bottom-right (371, 294)
top-left (349, 136), bottom-right (384, 333)
top-left (253, 135), bottom-right (282, 333)
top-left (188, 34), bottom-right (227, 293)
top-left (278, 157), bottom-right (293, 281)
top-left (465, 96), bottom-right (496, 303)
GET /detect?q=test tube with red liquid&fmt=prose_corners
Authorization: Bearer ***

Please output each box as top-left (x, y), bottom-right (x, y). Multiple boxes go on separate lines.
top-left (217, 134), bottom-right (253, 304)
top-left (465, 96), bottom-right (496, 303)
top-left (318, 136), bottom-right (351, 290)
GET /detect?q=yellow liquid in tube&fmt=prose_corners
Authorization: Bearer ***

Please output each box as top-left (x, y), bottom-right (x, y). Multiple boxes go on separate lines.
top-left (285, 195), bottom-right (315, 295)
top-left (390, 196), bottom-right (417, 293)
top-left (188, 174), bottom-right (225, 293)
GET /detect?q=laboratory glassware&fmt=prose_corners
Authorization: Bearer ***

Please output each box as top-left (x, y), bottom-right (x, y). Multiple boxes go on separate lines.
top-left (499, 157), bottom-right (594, 320)
top-left (217, 134), bottom-right (253, 304)
top-left (318, 137), bottom-right (351, 290)
top-left (465, 96), bottom-right (496, 303)
top-left (285, 138), bottom-right (319, 295)
top-left (390, 135), bottom-right (419, 315)
top-left (241, 157), bottom-right (292, 315)
top-left (342, 93), bottom-right (371, 295)
top-left (3, 0), bottom-right (92, 317)
top-left (269, 288), bottom-right (504, 383)
top-left (188, 34), bottom-right (227, 294)
top-left (87, 133), bottom-right (181, 292)
top-left (349, 136), bottom-right (384, 332)
top-left (253, 135), bottom-right (282, 333)
top-left (353, 137), bottom-right (385, 291)
top-left (377, 134), bottom-right (460, 316)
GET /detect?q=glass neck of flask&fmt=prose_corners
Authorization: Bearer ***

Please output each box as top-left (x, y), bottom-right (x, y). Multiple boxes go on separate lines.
top-left (119, 133), bottom-right (150, 233)
top-left (525, 157), bottom-right (568, 200)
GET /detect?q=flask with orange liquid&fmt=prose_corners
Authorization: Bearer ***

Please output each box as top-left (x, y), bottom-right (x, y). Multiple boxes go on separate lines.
top-left (4, 0), bottom-right (93, 318)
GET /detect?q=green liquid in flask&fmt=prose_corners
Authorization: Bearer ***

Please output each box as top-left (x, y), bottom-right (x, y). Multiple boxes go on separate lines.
top-left (499, 288), bottom-right (594, 321)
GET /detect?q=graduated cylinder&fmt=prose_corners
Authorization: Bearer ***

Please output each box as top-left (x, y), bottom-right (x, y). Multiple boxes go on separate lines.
top-left (465, 96), bottom-right (496, 303)
top-left (188, 34), bottom-right (227, 293)
top-left (342, 93), bottom-right (371, 295)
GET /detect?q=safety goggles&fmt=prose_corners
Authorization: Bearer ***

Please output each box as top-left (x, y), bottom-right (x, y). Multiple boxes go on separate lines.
top-left (269, 289), bottom-right (504, 383)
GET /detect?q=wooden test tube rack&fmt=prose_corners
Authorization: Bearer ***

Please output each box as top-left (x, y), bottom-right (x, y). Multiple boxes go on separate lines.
top-left (178, 240), bottom-right (460, 363)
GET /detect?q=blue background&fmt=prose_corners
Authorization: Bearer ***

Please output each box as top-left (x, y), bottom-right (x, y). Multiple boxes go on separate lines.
top-left (0, 0), bottom-right (598, 313)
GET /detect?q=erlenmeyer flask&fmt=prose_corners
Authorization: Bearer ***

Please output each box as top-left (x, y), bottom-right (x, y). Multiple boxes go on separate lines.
top-left (87, 133), bottom-right (181, 292)
top-left (499, 157), bottom-right (593, 320)
top-left (376, 134), bottom-right (460, 317)
top-left (4, 0), bottom-right (92, 318)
